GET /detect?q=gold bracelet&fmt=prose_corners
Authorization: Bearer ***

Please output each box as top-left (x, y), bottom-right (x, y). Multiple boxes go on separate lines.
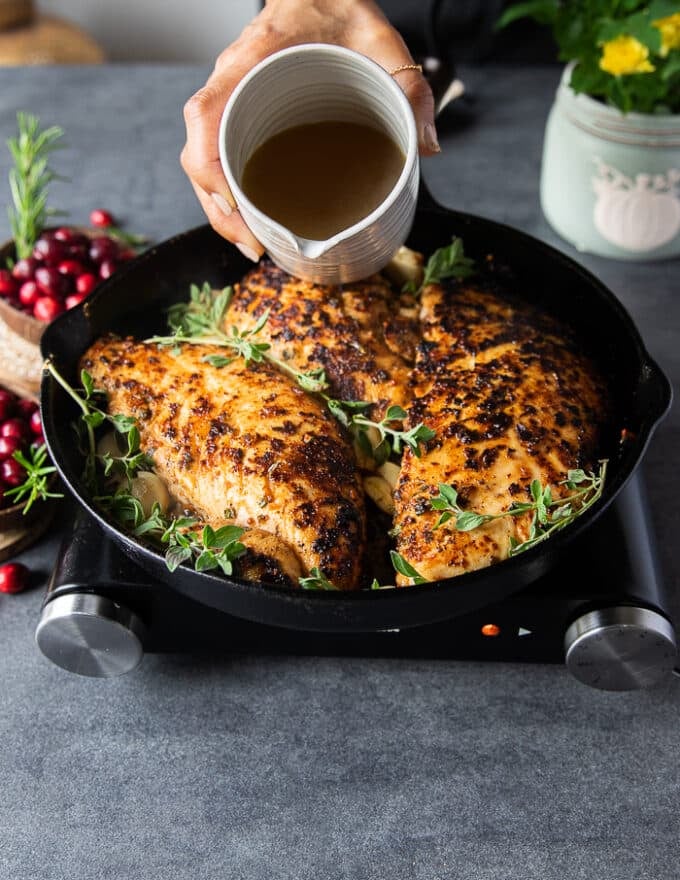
top-left (388, 64), bottom-right (423, 77)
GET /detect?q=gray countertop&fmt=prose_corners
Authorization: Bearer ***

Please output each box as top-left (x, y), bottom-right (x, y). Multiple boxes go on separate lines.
top-left (0, 64), bottom-right (679, 880)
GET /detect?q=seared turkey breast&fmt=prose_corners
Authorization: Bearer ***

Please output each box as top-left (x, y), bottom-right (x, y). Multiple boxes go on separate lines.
top-left (80, 337), bottom-right (366, 589)
top-left (392, 279), bottom-right (607, 584)
top-left (228, 259), bottom-right (417, 417)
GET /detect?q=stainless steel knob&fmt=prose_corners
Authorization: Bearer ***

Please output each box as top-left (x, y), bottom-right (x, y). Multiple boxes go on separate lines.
top-left (564, 606), bottom-right (677, 691)
top-left (35, 593), bottom-right (146, 677)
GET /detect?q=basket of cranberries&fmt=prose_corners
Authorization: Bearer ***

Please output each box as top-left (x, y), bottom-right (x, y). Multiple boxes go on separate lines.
top-left (0, 383), bottom-right (61, 561)
top-left (0, 114), bottom-right (146, 352)
top-left (0, 211), bottom-right (142, 345)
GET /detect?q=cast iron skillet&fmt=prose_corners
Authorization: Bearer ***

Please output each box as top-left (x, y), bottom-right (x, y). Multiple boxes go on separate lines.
top-left (40, 192), bottom-right (672, 632)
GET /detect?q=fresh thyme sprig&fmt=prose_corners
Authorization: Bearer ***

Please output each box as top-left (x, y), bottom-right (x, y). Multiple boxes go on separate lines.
top-left (5, 443), bottom-right (63, 513)
top-left (148, 283), bottom-right (435, 461)
top-left (429, 461), bottom-right (608, 556)
top-left (45, 362), bottom-right (152, 491)
top-left (7, 112), bottom-right (64, 261)
top-left (351, 405), bottom-right (436, 465)
top-left (404, 236), bottom-right (476, 294)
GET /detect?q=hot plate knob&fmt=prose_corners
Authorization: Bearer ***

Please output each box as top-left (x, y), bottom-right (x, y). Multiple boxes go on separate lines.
top-left (35, 593), bottom-right (146, 677)
top-left (564, 606), bottom-right (677, 691)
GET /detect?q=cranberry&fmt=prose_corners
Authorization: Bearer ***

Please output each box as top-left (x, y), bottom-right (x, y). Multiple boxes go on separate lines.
top-left (58, 259), bottom-right (85, 276)
top-left (1, 457), bottom-right (24, 486)
top-left (67, 243), bottom-right (89, 262)
top-left (33, 296), bottom-right (64, 322)
top-left (118, 249), bottom-right (136, 261)
top-left (75, 273), bottom-right (98, 295)
top-left (0, 562), bottom-right (30, 594)
top-left (1, 418), bottom-right (27, 441)
top-left (0, 435), bottom-right (22, 461)
top-left (89, 236), bottom-right (119, 263)
top-left (19, 280), bottom-right (40, 307)
top-left (0, 269), bottom-right (17, 298)
top-left (11, 257), bottom-right (37, 280)
top-left (65, 291), bottom-right (88, 310)
top-left (99, 259), bottom-right (117, 280)
top-left (32, 431), bottom-right (45, 447)
top-left (0, 390), bottom-right (16, 421)
top-left (29, 409), bottom-right (42, 435)
top-left (33, 237), bottom-right (67, 265)
top-left (34, 266), bottom-right (66, 297)
top-left (90, 208), bottom-right (115, 228)
top-left (16, 398), bottom-right (37, 419)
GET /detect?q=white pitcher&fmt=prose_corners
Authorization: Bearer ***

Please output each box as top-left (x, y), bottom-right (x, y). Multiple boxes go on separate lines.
top-left (218, 43), bottom-right (419, 284)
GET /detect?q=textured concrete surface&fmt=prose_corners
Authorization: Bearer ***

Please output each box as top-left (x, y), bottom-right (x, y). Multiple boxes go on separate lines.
top-left (0, 65), bottom-right (679, 880)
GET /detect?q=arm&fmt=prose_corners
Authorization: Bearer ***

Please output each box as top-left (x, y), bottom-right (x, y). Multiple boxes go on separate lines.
top-left (180, 0), bottom-right (438, 259)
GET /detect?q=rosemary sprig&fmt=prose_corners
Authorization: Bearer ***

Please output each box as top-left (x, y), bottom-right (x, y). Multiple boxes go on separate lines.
top-left (5, 443), bottom-right (63, 513)
top-left (404, 236), bottom-right (476, 293)
top-left (7, 112), bottom-right (64, 260)
top-left (148, 283), bottom-right (435, 461)
top-left (429, 461), bottom-right (608, 556)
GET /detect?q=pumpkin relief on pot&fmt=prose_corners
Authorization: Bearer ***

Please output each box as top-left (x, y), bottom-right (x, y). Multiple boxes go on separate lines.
top-left (592, 160), bottom-right (680, 253)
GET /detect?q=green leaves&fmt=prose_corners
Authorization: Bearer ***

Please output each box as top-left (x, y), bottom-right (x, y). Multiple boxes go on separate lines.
top-left (497, 1), bottom-right (680, 113)
top-left (161, 517), bottom-right (246, 575)
top-left (6, 112), bottom-right (64, 260)
top-left (299, 567), bottom-right (338, 590)
top-left (4, 443), bottom-right (63, 514)
top-left (426, 461), bottom-right (608, 555)
top-left (389, 551), bottom-right (427, 585)
top-left (405, 236), bottom-right (476, 293)
top-left (350, 407), bottom-right (435, 465)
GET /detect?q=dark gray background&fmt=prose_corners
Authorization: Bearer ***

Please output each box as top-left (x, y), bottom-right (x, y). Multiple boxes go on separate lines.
top-left (0, 65), bottom-right (678, 880)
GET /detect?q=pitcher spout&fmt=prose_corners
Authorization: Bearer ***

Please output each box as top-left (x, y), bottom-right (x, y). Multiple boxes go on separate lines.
top-left (295, 237), bottom-right (334, 260)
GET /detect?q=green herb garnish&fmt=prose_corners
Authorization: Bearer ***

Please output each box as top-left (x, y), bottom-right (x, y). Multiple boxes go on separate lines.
top-left (404, 236), bottom-right (476, 293)
top-left (389, 550), bottom-right (427, 584)
top-left (429, 461), bottom-right (608, 555)
top-left (7, 112), bottom-right (64, 261)
top-left (5, 443), bottom-right (63, 513)
top-left (148, 283), bottom-right (435, 462)
top-left (299, 567), bottom-right (339, 590)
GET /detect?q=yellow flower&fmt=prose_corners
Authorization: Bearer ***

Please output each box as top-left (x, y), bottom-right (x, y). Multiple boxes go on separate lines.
top-left (653, 12), bottom-right (680, 57)
top-left (599, 35), bottom-right (656, 75)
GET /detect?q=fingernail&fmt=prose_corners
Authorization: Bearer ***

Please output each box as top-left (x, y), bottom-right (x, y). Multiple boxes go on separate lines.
top-left (423, 123), bottom-right (441, 153)
top-left (211, 192), bottom-right (233, 216)
top-left (235, 241), bottom-right (260, 262)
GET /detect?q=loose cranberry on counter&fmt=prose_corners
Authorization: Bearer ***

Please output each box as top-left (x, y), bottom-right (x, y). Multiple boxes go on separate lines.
top-left (0, 562), bottom-right (30, 594)
top-left (16, 398), bottom-right (37, 419)
top-left (19, 280), bottom-right (40, 307)
top-left (1, 457), bottom-right (24, 486)
top-left (0, 269), bottom-right (17, 298)
top-left (89, 208), bottom-right (115, 228)
top-left (75, 273), bottom-right (97, 296)
top-left (0, 390), bottom-right (15, 422)
top-left (29, 409), bottom-right (42, 435)
top-left (33, 296), bottom-right (64, 322)
top-left (0, 435), bottom-right (22, 460)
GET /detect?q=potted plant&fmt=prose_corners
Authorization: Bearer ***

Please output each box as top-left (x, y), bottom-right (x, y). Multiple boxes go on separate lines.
top-left (498, 2), bottom-right (680, 259)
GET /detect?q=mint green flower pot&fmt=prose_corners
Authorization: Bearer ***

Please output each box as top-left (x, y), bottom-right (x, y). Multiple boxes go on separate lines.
top-left (541, 65), bottom-right (680, 260)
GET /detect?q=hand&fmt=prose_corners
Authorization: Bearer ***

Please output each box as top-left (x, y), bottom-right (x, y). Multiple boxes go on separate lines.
top-left (180, 0), bottom-right (438, 261)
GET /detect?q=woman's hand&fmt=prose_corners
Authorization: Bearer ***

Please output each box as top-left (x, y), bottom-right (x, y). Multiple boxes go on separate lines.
top-left (180, 0), bottom-right (438, 261)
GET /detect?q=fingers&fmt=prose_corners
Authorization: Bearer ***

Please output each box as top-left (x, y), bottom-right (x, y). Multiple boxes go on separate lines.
top-left (190, 181), bottom-right (263, 261)
top-left (356, 23), bottom-right (439, 156)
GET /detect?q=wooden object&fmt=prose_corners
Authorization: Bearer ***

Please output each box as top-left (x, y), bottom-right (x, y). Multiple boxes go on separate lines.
top-left (0, 12), bottom-right (105, 65)
top-left (0, 0), bottom-right (33, 30)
